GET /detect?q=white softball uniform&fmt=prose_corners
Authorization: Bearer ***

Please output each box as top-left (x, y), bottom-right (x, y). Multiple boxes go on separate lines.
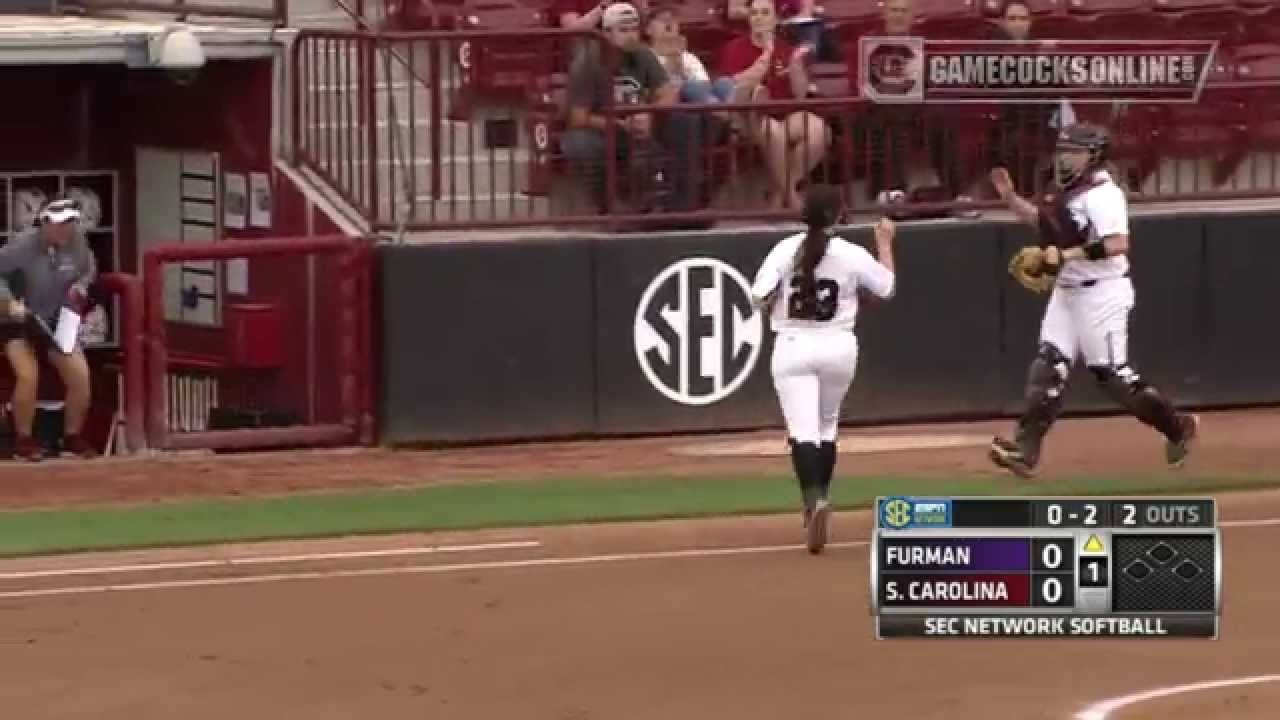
top-left (751, 233), bottom-right (896, 444)
top-left (1041, 170), bottom-right (1134, 368)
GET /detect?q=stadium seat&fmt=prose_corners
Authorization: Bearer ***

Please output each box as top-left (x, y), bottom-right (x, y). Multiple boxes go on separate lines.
top-left (522, 72), bottom-right (566, 198)
top-left (818, 0), bottom-right (881, 26)
top-left (1149, 0), bottom-right (1230, 10)
top-left (448, 1), bottom-right (559, 121)
top-left (1062, 0), bottom-right (1178, 37)
top-left (1234, 42), bottom-right (1280, 82)
top-left (981, 0), bottom-right (1066, 17)
top-left (1065, 0), bottom-right (1146, 14)
top-left (912, 0), bottom-right (986, 37)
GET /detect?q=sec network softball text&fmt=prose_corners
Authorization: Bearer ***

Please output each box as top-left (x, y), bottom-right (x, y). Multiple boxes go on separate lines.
top-left (924, 616), bottom-right (1168, 636)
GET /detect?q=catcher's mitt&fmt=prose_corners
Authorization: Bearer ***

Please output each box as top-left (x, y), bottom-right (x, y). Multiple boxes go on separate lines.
top-left (1008, 246), bottom-right (1060, 294)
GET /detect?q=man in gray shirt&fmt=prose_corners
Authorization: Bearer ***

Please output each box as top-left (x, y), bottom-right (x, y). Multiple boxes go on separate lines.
top-left (0, 197), bottom-right (98, 461)
top-left (561, 2), bottom-right (705, 217)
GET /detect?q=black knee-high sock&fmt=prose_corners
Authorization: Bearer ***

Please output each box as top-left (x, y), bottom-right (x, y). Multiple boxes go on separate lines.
top-left (790, 440), bottom-right (823, 509)
top-left (819, 441), bottom-right (836, 499)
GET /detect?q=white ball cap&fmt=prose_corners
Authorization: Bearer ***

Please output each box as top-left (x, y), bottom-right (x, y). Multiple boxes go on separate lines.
top-left (602, 2), bottom-right (640, 29)
top-left (39, 199), bottom-right (82, 225)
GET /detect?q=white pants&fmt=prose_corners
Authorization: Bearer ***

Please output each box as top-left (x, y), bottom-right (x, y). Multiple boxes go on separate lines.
top-left (771, 330), bottom-right (859, 445)
top-left (1040, 277), bottom-right (1135, 368)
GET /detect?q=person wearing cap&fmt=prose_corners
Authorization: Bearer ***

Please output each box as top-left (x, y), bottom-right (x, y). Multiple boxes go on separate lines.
top-left (0, 196), bottom-right (98, 462)
top-left (562, 1), bottom-right (706, 216)
top-left (551, 0), bottom-right (649, 31)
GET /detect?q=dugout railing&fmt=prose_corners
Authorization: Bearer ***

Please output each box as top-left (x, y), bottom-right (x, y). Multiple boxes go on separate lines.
top-left (141, 235), bottom-right (374, 453)
top-left (291, 26), bottom-right (1280, 232)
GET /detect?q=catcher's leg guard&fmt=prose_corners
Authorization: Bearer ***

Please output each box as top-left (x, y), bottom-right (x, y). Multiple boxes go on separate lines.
top-left (1089, 364), bottom-right (1187, 444)
top-left (1014, 342), bottom-right (1071, 467)
top-left (790, 440), bottom-right (823, 512)
top-left (818, 441), bottom-right (836, 499)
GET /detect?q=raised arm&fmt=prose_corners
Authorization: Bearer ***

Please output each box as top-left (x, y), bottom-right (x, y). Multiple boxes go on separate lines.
top-left (990, 167), bottom-right (1040, 227)
top-left (860, 217), bottom-right (897, 300)
top-left (558, 1), bottom-right (607, 31)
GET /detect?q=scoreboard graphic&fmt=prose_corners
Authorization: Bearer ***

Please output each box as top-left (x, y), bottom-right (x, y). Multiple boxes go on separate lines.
top-left (871, 497), bottom-right (1221, 638)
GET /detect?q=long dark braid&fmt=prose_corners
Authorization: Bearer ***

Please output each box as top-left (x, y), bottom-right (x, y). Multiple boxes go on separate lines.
top-left (794, 184), bottom-right (842, 313)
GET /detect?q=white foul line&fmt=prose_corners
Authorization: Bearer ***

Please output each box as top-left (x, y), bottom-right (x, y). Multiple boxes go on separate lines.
top-left (1074, 675), bottom-right (1280, 720)
top-left (0, 541), bottom-right (542, 580)
top-left (1221, 517), bottom-right (1280, 528)
top-left (0, 514), bottom-right (1276, 600)
top-left (0, 541), bottom-right (869, 600)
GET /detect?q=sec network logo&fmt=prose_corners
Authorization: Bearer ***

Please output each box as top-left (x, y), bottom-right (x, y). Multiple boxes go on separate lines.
top-left (879, 497), bottom-right (913, 529)
top-left (879, 497), bottom-right (952, 529)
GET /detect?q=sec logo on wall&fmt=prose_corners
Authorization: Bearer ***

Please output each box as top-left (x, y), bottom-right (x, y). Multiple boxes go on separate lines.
top-left (633, 257), bottom-right (763, 406)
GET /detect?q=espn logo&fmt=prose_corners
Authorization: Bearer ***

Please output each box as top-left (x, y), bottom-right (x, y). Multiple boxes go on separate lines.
top-left (911, 501), bottom-right (951, 527)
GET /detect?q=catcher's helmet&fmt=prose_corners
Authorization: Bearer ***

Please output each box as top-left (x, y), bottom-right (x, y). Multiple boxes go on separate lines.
top-left (1054, 123), bottom-right (1111, 188)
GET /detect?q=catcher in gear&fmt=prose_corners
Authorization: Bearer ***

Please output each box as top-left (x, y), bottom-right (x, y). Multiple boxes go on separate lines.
top-left (990, 123), bottom-right (1199, 478)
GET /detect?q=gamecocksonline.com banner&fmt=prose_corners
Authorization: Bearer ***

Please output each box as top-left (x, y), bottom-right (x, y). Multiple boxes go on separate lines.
top-left (858, 38), bottom-right (1218, 104)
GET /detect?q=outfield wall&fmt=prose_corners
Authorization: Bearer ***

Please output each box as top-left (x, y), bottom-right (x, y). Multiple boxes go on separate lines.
top-left (376, 210), bottom-right (1280, 446)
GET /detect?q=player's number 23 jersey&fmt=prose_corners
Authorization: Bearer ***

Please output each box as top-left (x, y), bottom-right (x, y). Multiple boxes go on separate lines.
top-left (751, 233), bottom-right (896, 333)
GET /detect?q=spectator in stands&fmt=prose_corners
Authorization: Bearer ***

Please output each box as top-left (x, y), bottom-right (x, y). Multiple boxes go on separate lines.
top-left (718, 0), bottom-right (831, 209)
top-left (856, 0), bottom-right (915, 203)
top-left (854, 0), bottom-right (967, 208)
top-left (551, 0), bottom-right (648, 31)
top-left (728, 0), bottom-right (835, 61)
top-left (646, 4), bottom-right (737, 106)
top-left (0, 197), bottom-right (97, 462)
top-left (562, 2), bottom-right (706, 216)
top-left (986, 0), bottom-right (1058, 196)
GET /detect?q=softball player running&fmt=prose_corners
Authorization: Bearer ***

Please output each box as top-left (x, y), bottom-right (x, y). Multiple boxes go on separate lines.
top-left (751, 185), bottom-right (897, 554)
top-left (991, 123), bottom-right (1199, 478)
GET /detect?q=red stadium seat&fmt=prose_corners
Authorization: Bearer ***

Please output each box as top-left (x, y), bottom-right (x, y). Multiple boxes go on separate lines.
top-left (818, 0), bottom-right (881, 25)
top-left (448, 1), bottom-right (558, 121)
top-left (1064, 0), bottom-right (1146, 14)
top-left (1234, 42), bottom-right (1280, 82)
top-left (1060, 0), bottom-right (1175, 37)
top-left (914, 0), bottom-right (990, 38)
top-left (1149, 0), bottom-right (1230, 10)
top-left (1171, 9), bottom-right (1250, 41)
top-left (981, 0), bottom-right (1066, 17)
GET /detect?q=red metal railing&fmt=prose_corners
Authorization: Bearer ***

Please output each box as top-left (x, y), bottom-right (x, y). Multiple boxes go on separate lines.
top-left (67, 0), bottom-right (286, 24)
top-left (292, 28), bottom-right (1280, 232)
top-left (142, 235), bottom-right (373, 452)
top-left (98, 272), bottom-right (147, 454)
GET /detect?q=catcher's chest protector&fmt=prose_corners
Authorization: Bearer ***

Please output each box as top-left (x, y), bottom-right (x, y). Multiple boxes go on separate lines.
top-left (1037, 179), bottom-right (1103, 249)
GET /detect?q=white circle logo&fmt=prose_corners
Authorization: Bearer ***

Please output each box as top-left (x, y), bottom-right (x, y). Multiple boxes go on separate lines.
top-left (633, 257), bottom-right (763, 406)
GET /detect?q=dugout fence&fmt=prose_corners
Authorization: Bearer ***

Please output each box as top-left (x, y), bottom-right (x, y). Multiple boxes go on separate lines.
top-left (142, 235), bottom-right (374, 452)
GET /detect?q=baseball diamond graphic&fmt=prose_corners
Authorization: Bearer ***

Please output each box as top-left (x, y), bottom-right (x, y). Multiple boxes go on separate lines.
top-left (1112, 534), bottom-right (1216, 613)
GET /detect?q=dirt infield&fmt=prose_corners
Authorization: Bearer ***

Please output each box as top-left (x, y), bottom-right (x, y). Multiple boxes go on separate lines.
top-left (0, 409), bottom-right (1277, 718)
top-left (2, 408), bottom-right (1280, 509)
top-left (0, 500), bottom-right (1277, 719)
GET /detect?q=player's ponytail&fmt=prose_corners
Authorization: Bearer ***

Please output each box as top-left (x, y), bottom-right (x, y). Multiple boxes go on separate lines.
top-left (796, 184), bottom-right (842, 308)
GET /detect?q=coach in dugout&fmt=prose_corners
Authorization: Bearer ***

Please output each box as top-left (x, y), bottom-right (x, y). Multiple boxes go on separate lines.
top-left (0, 196), bottom-right (98, 462)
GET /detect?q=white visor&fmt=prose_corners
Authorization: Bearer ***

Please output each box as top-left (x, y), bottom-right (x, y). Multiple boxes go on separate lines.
top-left (39, 201), bottom-right (81, 225)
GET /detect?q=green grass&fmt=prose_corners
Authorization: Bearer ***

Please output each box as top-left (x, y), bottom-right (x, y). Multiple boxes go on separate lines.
top-left (0, 471), bottom-right (1277, 558)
